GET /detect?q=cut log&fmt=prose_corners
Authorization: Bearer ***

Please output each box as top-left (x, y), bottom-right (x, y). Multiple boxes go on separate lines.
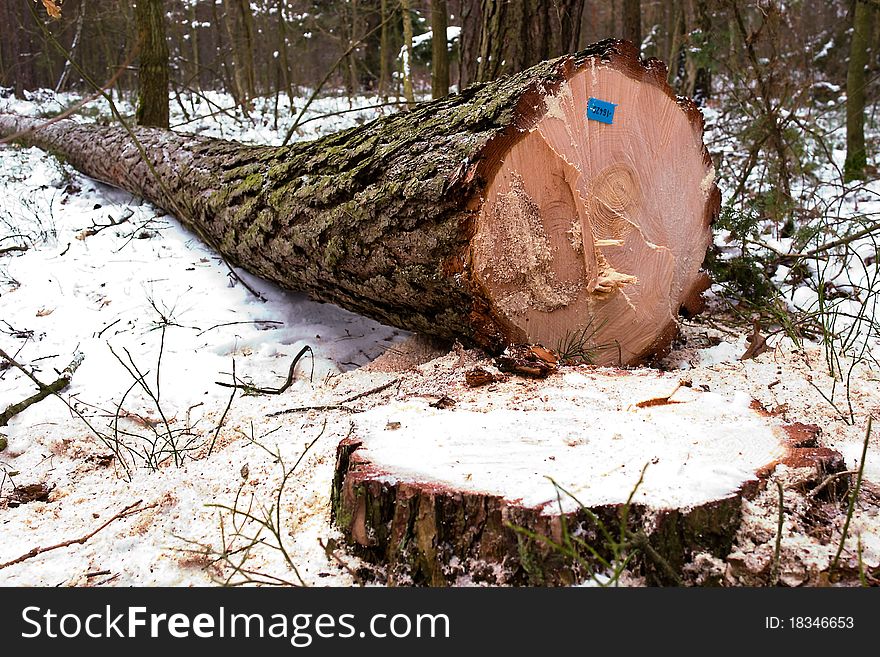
top-left (331, 369), bottom-right (844, 585)
top-left (0, 39), bottom-right (718, 365)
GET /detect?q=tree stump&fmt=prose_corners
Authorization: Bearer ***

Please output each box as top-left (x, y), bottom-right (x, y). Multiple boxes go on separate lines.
top-left (0, 40), bottom-right (718, 365)
top-left (331, 369), bottom-right (844, 585)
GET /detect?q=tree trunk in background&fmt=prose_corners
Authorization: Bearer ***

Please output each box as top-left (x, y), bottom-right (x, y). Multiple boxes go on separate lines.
top-left (400, 0), bottom-right (416, 106)
top-left (459, 0), bottom-right (482, 88)
top-left (690, 0), bottom-right (713, 105)
top-left (360, 0), bottom-right (383, 92)
top-left (188, 1), bottom-right (201, 90)
top-left (223, 0), bottom-right (256, 104)
top-left (432, 0), bottom-right (450, 98)
top-left (622, 0), bottom-right (642, 49)
top-left (667, 1), bottom-right (685, 87)
top-left (844, 0), bottom-right (875, 182)
top-left (0, 1), bottom-right (21, 93)
top-left (476, 0), bottom-right (586, 83)
top-left (56, 0), bottom-right (87, 92)
top-left (379, 0), bottom-right (391, 97)
top-left (135, 0), bottom-right (169, 129)
top-left (477, 0), bottom-right (510, 81)
top-left (16, 2), bottom-right (39, 98)
top-left (346, 0), bottom-right (362, 96)
top-left (556, 0), bottom-right (586, 56)
top-left (275, 1), bottom-right (295, 105)
top-left (0, 41), bottom-right (718, 366)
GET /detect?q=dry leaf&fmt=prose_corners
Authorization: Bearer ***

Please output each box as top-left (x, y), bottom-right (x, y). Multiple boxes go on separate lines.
top-left (35, 307), bottom-right (54, 317)
top-left (38, 0), bottom-right (63, 19)
top-left (740, 320), bottom-right (769, 360)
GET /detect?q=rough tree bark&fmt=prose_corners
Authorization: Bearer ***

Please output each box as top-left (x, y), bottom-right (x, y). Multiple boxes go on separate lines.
top-left (0, 40), bottom-right (718, 366)
top-left (845, 0), bottom-right (875, 182)
top-left (135, 0), bottom-right (169, 129)
top-left (622, 0), bottom-right (642, 50)
top-left (475, 0), bottom-right (586, 83)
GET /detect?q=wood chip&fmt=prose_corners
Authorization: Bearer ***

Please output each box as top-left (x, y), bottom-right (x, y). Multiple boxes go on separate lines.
top-left (495, 345), bottom-right (558, 378)
top-left (465, 367), bottom-right (504, 387)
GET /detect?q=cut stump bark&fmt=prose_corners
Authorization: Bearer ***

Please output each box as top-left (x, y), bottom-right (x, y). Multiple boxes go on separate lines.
top-left (0, 40), bottom-right (718, 365)
top-left (331, 369), bottom-right (844, 585)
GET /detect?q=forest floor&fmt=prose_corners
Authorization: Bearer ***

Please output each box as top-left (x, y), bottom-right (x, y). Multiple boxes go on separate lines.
top-left (1, 88), bottom-right (878, 586)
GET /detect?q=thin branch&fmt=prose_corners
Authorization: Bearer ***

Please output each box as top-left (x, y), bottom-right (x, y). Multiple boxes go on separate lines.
top-left (266, 404), bottom-right (357, 418)
top-left (208, 359), bottom-right (236, 457)
top-left (0, 48), bottom-right (137, 146)
top-left (831, 416), bottom-right (873, 571)
top-left (341, 378), bottom-right (398, 403)
top-left (215, 345), bottom-right (313, 394)
top-left (0, 350), bottom-right (84, 426)
top-left (281, 9), bottom-right (400, 145)
top-left (197, 320), bottom-right (282, 337)
top-left (0, 500), bottom-right (155, 570)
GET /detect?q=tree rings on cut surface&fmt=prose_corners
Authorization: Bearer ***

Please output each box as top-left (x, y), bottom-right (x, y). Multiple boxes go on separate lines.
top-left (470, 42), bottom-right (718, 365)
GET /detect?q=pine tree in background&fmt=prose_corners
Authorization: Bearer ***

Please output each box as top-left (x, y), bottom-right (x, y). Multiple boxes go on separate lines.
top-left (400, 0), bottom-right (415, 107)
top-left (431, 0), bottom-right (450, 98)
top-left (623, 0), bottom-right (642, 49)
top-left (844, 0), bottom-right (876, 182)
top-left (135, 0), bottom-right (169, 128)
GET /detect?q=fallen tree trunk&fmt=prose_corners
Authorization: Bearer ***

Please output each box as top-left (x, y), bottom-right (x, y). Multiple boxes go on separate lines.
top-left (0, 39), bottom-right (718, 365)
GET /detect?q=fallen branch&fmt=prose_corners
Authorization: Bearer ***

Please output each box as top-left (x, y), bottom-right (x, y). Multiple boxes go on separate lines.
top-left (0, 350), bottom-right (84, 427)
top-left (0, 499), bottom-right (156, 570)
top-left (197, 320), bottom-right (283, 336)
top-left (319, 537), bottom-right (363, 585)
top-left (266, 378), bottom-right (398, 418)
top-left (804, 221), bottom-right (880, 258)
top-left (76, 209), bottom-right (132, 239)
top-left (215, 345), bottom-right (313, 394)
top-left (266, 404), bottom-right (357, 418)
top-left (341, 379), bottom-right (398, 404)
top-left (808, 469), bottom-right (858, 499)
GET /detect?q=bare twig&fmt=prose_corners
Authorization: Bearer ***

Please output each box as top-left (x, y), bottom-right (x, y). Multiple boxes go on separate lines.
top-left (208, 359), bottom-right (236, 457)
top-left (215, 345), bottom-right (314, 394)
top-left (0, 500), bottom-right (155, 570)
top-left (831, 417), bottom-right (873, 571)
top-left (266, 404), bottom-right (357, 417)
top-left (281, 10), bottom-right (399, 145)
top-left (319, 537), bottom-right (363, 585)
top-left (196, 320), bottom-right (282, 336)
top-left (0, 349), bottom-right (84, 426)
top-left (808, 469), bottom-right (858, 499)
top-left (771, 480), bottom-right (784, 584)
top-left (341, 378), bottom-right (399, 403)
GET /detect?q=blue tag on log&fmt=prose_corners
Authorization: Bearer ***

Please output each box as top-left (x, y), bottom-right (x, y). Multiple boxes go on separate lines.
top-left (587, 97), bottom-right (616, 124)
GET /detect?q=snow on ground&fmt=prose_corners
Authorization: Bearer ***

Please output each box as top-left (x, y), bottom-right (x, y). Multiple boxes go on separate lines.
top-left (1, 89), bottom-right (879, 587)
